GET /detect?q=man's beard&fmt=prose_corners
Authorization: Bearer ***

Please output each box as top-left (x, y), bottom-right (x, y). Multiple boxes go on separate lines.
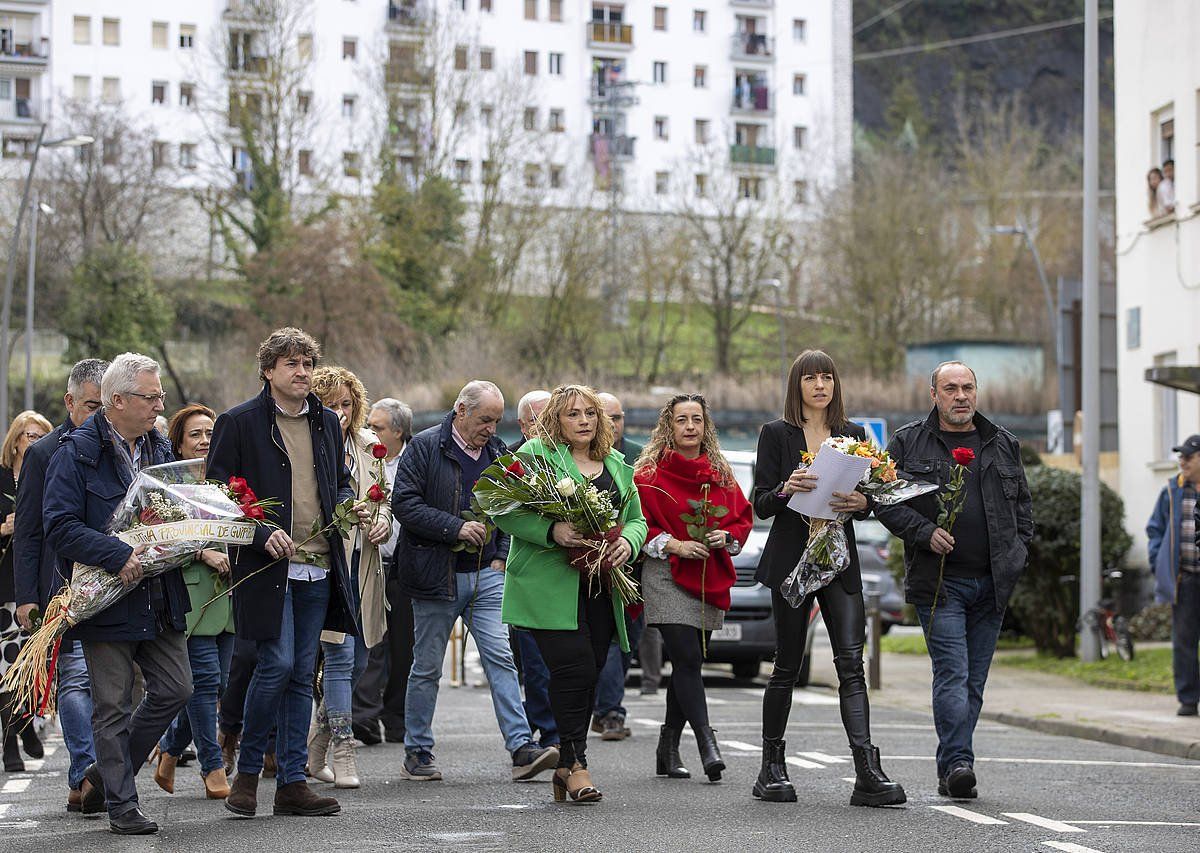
top-left (941, 406), bottom-right (974, 425)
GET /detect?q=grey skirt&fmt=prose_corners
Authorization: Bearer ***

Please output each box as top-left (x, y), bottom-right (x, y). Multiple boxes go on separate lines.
top-left (641, 557), bottom-right (725, 631)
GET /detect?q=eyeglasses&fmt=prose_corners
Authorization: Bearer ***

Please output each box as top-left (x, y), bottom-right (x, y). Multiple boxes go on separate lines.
top-left (24, 432), bottom-right (46, 442)
top-left (126, 392), bottom-right (167, 404)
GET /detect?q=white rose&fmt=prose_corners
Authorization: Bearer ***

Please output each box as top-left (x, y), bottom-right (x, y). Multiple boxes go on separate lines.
top-left (556, 477), bottom-right (577, 497)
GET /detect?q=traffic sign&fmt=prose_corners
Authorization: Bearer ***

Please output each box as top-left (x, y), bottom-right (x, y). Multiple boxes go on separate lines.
top-left (853, 417), bottom-right (888, 448)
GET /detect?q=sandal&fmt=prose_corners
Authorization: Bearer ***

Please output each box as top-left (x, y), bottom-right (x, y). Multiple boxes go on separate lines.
top-left (552, 763), bottom-right (602, 804)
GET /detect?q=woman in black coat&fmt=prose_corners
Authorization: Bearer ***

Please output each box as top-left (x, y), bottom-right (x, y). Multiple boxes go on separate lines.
top-left (751, 351), bottom-right (905, 807)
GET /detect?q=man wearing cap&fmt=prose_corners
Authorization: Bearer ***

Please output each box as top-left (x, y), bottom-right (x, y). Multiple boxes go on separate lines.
top-left (1147, 434), bottom-right (1200, 716)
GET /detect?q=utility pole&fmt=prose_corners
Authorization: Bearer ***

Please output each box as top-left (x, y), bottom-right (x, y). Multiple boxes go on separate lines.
top-left (593, 73), bottom-right (637, 327)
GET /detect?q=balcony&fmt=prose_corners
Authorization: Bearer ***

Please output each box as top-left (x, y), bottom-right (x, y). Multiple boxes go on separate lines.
top-left (588, 21), bottom-right (633, 48)
top-left (732, 85), bottom-right (772, 114)
top-left (589, 133), bottom-right (636, 161)
top-left (384, 62), bottom-right (431, 88)
top-left (732, 0), bottom-right (773, 5)
top-left (387, 1), bottom-right (429, 32)
top-left (730, 144), bottom-right (775, 167)
top-left (0, 97), bottom-right (39, 123)
top-left (0, 41), bottom-right (49, 72)
top-left (730, 33), bottom-right (774, 61)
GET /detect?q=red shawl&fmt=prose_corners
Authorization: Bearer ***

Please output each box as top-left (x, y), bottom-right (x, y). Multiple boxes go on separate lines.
top-left (634, 451), bottom-right (754, 611)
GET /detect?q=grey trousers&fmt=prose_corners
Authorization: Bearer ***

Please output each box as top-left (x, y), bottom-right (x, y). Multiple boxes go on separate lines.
top-left (82, 629), bottom-right (192, 817)
top-left (639, 625), bottom-right (663, 689)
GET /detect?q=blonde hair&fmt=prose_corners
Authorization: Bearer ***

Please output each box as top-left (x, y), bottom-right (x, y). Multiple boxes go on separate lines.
top-left (634, 394), bottom-right (735, 486)
top-left (535, 384), bottom-right (614, 462)
top-left (311, 365), bottom-right (368, 432)
top-left (2, 410), bottom-right (53, 469)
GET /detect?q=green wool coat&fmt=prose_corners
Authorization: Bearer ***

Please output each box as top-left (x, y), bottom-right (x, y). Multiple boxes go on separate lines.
top-left (182, 557), bottom-right (235, 637)
top-left (492, 439), bottom-right (648, 651)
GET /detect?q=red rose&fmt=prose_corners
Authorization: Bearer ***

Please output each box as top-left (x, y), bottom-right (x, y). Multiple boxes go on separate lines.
top-left (228, 476), bottom-right (249, 496)
top-left (239, 488), bottom-right (259, 506)
top-left (372, 443), bottom-right (388, 459)
top-left (951, 447), bottom-right (976, 466)
top-left (243, 504), bottom-right (265, 521)
top-left (505, 458), bottom-right (526, 477)
top-left (367, 483), bottom-right (387, 503)
top-left (139, 507), bottom-right (163, 525)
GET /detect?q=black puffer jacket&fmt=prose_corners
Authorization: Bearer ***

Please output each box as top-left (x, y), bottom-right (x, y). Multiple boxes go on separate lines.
top-left (874, 408), bottom-right (1033, 612)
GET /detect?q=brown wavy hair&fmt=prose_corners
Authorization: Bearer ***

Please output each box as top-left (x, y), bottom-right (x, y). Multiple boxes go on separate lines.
top-left (167, 404), bottom-right (217, 459)
top-left (783, 349), bottom-right (849, 429)
top-left (634, 393), bottom-right (735, 486)
top-left (534, 384), bottom-right (614, 462)
top-left (311, 365), bottom-right (368, 432)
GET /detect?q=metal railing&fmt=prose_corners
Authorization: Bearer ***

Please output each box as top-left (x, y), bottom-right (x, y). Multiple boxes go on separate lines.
top-left (588, 134), bottom-right (636, 159)
top-left (729, 144), bottom-right (775, 166)
top-left (730, 33), bottom-right (774, 60)
top-left (588, 21), bottom-right (633, 46)
top-left (387, 1), bottom-right (428, 27)
top-left (732, 86), bottom-right (772, 113)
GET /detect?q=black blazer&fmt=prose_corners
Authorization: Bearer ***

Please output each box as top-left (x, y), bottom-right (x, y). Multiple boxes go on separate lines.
top-left (0, 464), bottom-right (15, 602)
top-left (752, 418), bottom-right (869, 594)
top-left (13, 421), bottom-right (70, 610)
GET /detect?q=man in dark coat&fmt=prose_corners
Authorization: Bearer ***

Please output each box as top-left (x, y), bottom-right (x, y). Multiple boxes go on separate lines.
top-left (875, 361), bottom-right (1033, 801)
top-left (206, 327), bottom-right (362, 819)
top-left (12, 357), bottom-right (107, 814)
top-left (43, 354), bottom-right (190, 835)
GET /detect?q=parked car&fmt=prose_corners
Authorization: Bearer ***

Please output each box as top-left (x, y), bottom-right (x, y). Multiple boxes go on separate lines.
top-left (853, 518), bottom-right (906, 633)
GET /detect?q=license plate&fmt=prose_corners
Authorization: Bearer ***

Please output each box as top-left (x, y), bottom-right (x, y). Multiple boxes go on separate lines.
top-left (711, 623), bottom-right (742, 642)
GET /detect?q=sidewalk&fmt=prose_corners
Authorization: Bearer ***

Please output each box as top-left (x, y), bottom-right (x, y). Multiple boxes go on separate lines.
top-left (811, 648), bottom-right (1200, 761)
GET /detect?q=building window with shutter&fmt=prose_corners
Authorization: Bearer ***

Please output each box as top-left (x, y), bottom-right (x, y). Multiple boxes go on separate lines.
top-left (524, 51), bottom-right (537, 75)
top-left (152, 22), bottom-right (168, 50)
top-left (74, 16), bottom-right (90, 45)
top-left (180, 24), bottom-right (195, 49)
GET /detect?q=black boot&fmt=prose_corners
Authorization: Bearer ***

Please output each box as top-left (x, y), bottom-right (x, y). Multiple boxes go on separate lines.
top-left (752, 737), bottom-right (796, 802)
top-left (1, 693), bottom-right (25, 773)
top-left (695, 726), bottom-right (724, 782)
top-left (655, 726), bottom-right (690, 779)
top-left (850, 745), bottom-right (906, 807)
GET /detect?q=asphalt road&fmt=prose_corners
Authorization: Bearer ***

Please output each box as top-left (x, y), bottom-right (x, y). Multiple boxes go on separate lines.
top-left (2, 663), bottom-right (1198, 853)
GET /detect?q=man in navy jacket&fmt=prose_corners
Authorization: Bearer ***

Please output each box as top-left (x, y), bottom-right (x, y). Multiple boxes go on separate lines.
top-left (43, 354), bottom-right (190, 835)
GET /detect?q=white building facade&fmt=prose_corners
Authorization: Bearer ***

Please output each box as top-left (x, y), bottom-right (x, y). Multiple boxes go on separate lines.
top-left (1114, 0), bottom-right (1200, 563)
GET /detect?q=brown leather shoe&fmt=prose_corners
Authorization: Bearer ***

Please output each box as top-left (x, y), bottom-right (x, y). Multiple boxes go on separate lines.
top-left (218, 730), bottom-right (238, 776)
top-left (262, 751), bottom-right (277, 778)
top-left (224, 772), bottom-right (259, 818)
top-left (204, 767), bottom-right (231, 799)
top-left (67, 787), bottom-right (82, 813)
top-left (153, 751), bottom-right (177, 794)
top-left (273, 781), bottom-right (340, 816)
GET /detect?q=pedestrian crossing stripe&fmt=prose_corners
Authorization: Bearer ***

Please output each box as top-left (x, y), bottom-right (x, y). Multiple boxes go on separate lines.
top-left (930, 805), bottom-right (1008, 825)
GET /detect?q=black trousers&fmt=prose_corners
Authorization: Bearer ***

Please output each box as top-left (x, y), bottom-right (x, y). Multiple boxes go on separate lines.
top-left (763, 583), bottom-right (871, 749)
top-left (352, 577), bottom-right (415, 736)
top-left (656, 624), bottom-right (712, 733)
top-left (219, 638), bottom-right (257, 735)
top-left (530, 589), bottom-right (615, 768)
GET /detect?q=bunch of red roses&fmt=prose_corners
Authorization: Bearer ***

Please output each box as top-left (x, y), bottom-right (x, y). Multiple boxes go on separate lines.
top-left (227, 476), bottom-right (267, 521)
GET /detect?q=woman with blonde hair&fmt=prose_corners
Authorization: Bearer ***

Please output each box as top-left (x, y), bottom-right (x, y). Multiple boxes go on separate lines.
top-left (493, 384), bottom-right (647, 803)
top-left (306, 366), bottom-right (392, 789)
top-left (1, 410), bottom-right (51, 771)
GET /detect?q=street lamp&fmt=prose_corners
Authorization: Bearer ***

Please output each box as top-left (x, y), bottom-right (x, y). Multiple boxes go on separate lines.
top-left (758, 278), bottom-right (788, 404)
top-left (23, 195), bottom-right (55, 409)
top-left (0, 129), bottom-right (93, 427)
top-left (989, 217), bottom-right (1060, 372)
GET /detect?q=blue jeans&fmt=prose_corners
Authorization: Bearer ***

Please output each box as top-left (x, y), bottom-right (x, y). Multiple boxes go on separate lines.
top-left (239, 578), bottom-right (330, 786)
top-left (56, 640), bottom-right (95, 791)
top-left (916, 574), bottom-right (1005, 779)
top-left (1173, 572), bottom-right (1200, 705)
top-left (321, 633), bottom-right (368, 732)
top-left (161, 632), bottom-right (235, 773)
top-left (516, 629), bottom-right (558, 747)
top-left (594, 612), bottom-right (641, 717)
top-left (405, 569), bottom-right (531, 755)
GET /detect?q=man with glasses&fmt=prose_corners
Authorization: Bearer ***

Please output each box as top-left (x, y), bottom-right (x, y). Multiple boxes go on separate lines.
top-left (13, 358), bottom-right (108, 815)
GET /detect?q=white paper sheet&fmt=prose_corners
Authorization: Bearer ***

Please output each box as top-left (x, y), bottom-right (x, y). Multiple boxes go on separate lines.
top-left (785, 444), bottom-right (872, 520)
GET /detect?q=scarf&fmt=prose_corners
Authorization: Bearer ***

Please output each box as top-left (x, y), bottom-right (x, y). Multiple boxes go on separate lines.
top-left (634, 451), bottom-right (753, 611)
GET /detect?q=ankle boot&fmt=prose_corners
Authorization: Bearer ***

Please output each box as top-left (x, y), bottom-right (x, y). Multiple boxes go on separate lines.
top-left (306, 717), bottom-right (334, 782)
top-left (18, 719), bottom-right (42, 759)
top-left (655, 725), bottom-right (690, 779)
top-left (204, 767), bottom-right (231, 799)
top-left (1, 695), bottom-right (24, 773)
top-left (218, 730), bottom-right (239, 777)
top-left (752, 737), bottom-right (797, 802)
top-left (330, 737), bottom-right (360, 789)
top-left (695, 726), bottom-right (724, 782)
top-left (224, 772), bottom-right (259, 817)
top-left (850, 744), bottom-right (906, 807)
top-left (153, 750), bottom-right (178, 793)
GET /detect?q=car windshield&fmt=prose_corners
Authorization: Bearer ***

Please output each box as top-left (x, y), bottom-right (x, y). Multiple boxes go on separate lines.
top-left (730, 461), bottom-right (771, 529)
top-left (854, 517), bottom-right (890, 546)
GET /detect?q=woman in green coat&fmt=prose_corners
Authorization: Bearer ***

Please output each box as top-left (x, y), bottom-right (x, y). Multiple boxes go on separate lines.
top-left (493, 384), bottom-right (647, 804)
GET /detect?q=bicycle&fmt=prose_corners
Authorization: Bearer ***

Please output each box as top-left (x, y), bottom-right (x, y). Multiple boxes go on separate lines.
top-left (1079, 568), bottom-right (1135, 662)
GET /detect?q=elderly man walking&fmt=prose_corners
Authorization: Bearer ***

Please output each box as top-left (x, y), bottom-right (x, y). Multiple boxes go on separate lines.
top-left (876, 361), bottom-right (1032, 800)
top-left (43, 354), bottom-right (191, 835)
top-left (392, 380), bottom-right (556, 782)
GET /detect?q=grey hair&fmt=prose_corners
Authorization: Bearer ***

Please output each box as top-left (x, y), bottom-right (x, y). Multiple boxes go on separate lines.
top-left (454, 380), bottom-right (503, 413)
top-left (930, 361), bottom-right (978, 389)
top-left (100, 352), bottom-right (161, 408)
top-left (516, 390), bottom-right (551, 422)
top-left (371, 397), bottom-right (414, 442)
top-left (67, 358), bottom-right (110, 397)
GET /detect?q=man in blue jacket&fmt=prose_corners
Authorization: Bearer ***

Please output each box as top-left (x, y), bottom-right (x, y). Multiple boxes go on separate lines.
top-left (12, 357), bottom-right (107, 814)
top-left (1147, 434), bottom-right (1200, 716)
top-left (43, 354), bottom-right (191, 835)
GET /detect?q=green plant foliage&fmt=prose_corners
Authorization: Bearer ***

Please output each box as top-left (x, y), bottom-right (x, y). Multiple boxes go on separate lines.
top-left (1128, 603), bottom-right (1172, 642)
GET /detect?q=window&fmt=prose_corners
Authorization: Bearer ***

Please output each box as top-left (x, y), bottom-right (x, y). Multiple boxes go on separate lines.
top-left (549, 108), bottom-right (565, 132)
top-left (1158, 111), bottom-right (1175, 163)
top-left (180, 24), bottom-right (195, 49)
top-left (179, 83), bottom-right (195, 107)
top-left (454, 159), bottom-right (471, 183)
top-left (654, 7), bottom-right (667, 30)
top-left (151, 81), bottom-right (166, 105)
top-left (298, 91), bottom-right (312, 113)
top-left (693, 65), bottom-right (706, 88)
top-left (343, 151), bottom-right (361, 177)
top-left (481, 0), bottom-right (493, 11)
top-left (694, 173), bottom-right (707, 197)
top-left (481, 105), bottom-right (494, 127)
top-left (152, 141), bottom-right (168, 169)
top-left (525, 0), bottom-right (537, 20)
top-left (653, 62), bottom-right (666, 84)
top-left (793, 125), bottom-right (808, 150)
top-left (73, 16), bottom-right (90, 45)
top-left (549, 0), bottom-right (563, 22)
top-left (1155, 352), bottom-right (1179, 461)
top-left (693, 10), bottom-right (706, 32)
top-left (102, 77), bottom-right (120, 103)
top-left (152, 22), bottom-right (168, 50)
top-left (298, 150), bottom-right (313, 176)
top-left (482, 159), bottom-right (495, 182)
top-left (738, 176), bottom-right (763, 200)
top-left (549, 52), bottom-right (563, 75)
top-left (342, 95), bottom-right (357, 118)
top-left (654, 116), bottom-right (668, 140)
top-left (480, 48), bottom-right (494, 70)
top-left (524, 164), bottom-right (541, 188)
top-left (454, 45), bottom-right (468, 70)
top-left (72, 76), bottom-right (90, 100)
top-left (298, 34), bottom-right (313, 61)
top-left (102, 137), bottom-right (119, 166)
top-left (343, 38), bottom-right (357, 60)
top-left (793, 74), bottom-right (806, 96)
top-left (655, 171), bottom-right (669, 194)
top-left (524, 51), bottom-right (537, 75)
top-left (793, 19), bottom-right (807, 42)
top-left (523, 107), bottom-right (537, 130)
top-left (550, 164), bottom-right (563, 189)
top-left (694, 119), bottom-right (710, 144)
top-left (180, 143), bottom-right (197, 169)
top-left (103, 17), bottom-right (120, 46)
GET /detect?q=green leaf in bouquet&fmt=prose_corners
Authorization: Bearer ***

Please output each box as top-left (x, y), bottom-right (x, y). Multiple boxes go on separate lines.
top-left (686, 524), bottom-right (708, 541)
top-left (686, 499), bottom-right (703, 510)
top-left (710, 505), bottom-right (729, 518)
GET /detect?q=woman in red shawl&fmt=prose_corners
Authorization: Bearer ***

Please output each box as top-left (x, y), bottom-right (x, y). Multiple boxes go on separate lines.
top-left (633, 394), bottom-right (753, 783)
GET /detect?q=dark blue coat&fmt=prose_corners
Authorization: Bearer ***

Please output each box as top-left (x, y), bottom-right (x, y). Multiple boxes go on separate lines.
top-left (1147, 476), bottom-right (1193, 605)
top-left (206, 384), bottom-right (357, 641)
top-left (13, 420), bottom-right (72, 610)
top-left (43, 413), bottom-right (188, 642)
top-left (392, 412), bottom-right (509, 601)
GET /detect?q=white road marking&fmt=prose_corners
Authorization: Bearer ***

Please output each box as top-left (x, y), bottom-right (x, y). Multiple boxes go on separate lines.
top-left (705, 697), bottom-right (728, 705)
top-left (0, 804), bottom-right (10, 817)
top-left (1, 779), bottom-right (30, 794)
top-left (796, 751), bottom-right (848, 764)
top-left (41, 745), bottom-right (57, 757)
top-left (1068, 820), bottom-right (1200, 827)
top-left (883, 755), bottom-right (1199, 770)
top-left (22, 760), bottom-right (42, 772)
top-left (840, 777), bottom-right (856, 783)
top-left (785, 756), bottom-right (825, 770)
top-left (738, 688), bottom-right (840, 705)
top-left (931, 805), bottom-right (1009, 825)
top-left (1040, 843), bottom-right (1109, 853)
top-left (1003, 813), bottom-right (1086, 833)
top-left (720, 740), bottom-right (762, 752)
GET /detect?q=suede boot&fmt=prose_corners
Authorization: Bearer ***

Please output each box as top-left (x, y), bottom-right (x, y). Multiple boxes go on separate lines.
top-left (224, 771), bottom-right (259, 817)
top-left (273, 780), bottom-right (341, 816)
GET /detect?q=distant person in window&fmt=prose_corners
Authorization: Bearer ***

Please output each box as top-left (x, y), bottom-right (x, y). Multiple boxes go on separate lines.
top-left (1158, 159), bottom-right (1177, 214)
top-left (1147, 168), bottom-right (1165, 217)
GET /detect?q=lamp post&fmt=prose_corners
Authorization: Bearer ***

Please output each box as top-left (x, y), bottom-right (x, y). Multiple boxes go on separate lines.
top-left (758, 278), bottom-right (787, 403)
top-left (990, 218), bottom-right (1059, 372)
top-left (23, 193), bottom-right (54, 410)
top-left (0, 128), bottom-right (93, 427)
